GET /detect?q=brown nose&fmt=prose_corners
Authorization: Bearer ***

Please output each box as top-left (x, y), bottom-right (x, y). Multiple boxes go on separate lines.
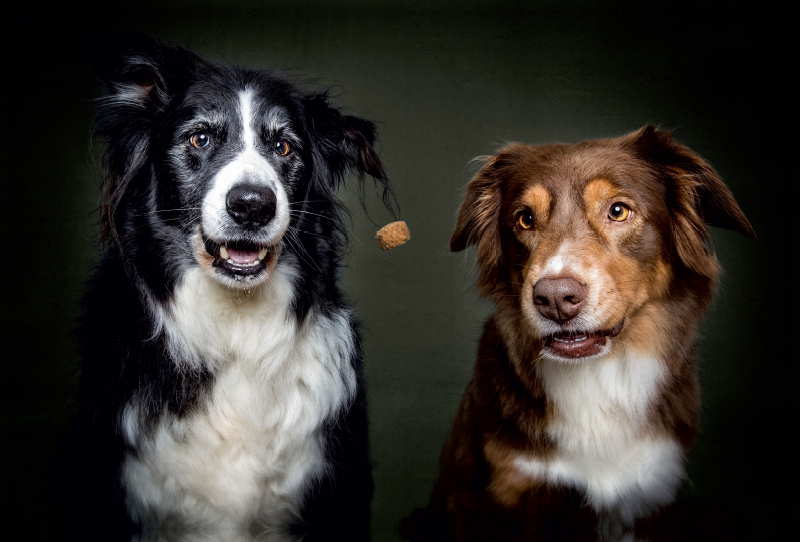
top-left (533, 277), bottom-right (587, 323)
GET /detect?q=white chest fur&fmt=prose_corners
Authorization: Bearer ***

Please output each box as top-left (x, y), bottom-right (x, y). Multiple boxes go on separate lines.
top-left (122, 265), bottom-right (357, 536)
top-left (518, 349), bottom-right (684, 524)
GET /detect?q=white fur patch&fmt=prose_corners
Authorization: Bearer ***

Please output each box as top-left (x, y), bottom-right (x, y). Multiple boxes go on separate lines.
top-left (201, 90), bottom-right (290, 244)
top-left (541, 242), bottom-right (570, 276)
top-left (123, 264), bottom-right (357, 537)
top-left (520, 349), bottom-right (683, 524)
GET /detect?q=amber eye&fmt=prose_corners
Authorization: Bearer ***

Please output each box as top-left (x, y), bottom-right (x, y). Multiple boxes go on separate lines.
top-left (190, 133), bottom-right (210, 148)
top-left (517, 211), bottom-right (534, 230)
top-left (275, 140), bottom-right (291, 156)
top-left (608, 202), bottom-right (631, 222)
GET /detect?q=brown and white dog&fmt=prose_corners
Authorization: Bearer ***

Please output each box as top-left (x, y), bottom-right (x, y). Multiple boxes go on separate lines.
top-left (404, 126), bottom-right (754, 542)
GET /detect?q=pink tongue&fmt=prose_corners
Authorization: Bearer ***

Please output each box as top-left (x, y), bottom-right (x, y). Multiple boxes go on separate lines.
top-left (226, 247), bottom-right (260, 264)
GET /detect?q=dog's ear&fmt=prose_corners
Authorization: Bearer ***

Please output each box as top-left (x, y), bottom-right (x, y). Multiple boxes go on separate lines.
top-left (86, 34), bottom-right (202, 244)
top-left (303, 93), bottom-right (396, 214)
top-left (627, 125), bottom-right (755, 277)
top-left (87, 33), bottom-right (200, 112)
top-left (450, 154), bottom-right (505, 294)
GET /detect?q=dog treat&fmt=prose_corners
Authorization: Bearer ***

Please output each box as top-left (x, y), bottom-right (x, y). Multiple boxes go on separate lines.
top-left (376, 221), bottom-right (410, 250)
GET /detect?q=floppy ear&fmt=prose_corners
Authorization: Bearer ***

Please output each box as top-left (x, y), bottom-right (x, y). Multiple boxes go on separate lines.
top-left (86, 34), bottom-right (203, 244)
top-left (303, 93), bottom-right (395, 214)
top-left (88, 33), bottom-right (200, 113)
top-left (450, 154), bottom-right (505, 295)
top-left (627, 125), bottom-right (755, 278)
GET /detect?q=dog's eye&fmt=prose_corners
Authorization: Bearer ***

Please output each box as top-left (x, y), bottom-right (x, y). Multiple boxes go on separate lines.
top-left (275, 140), bottom-right (291, 156)
top-left (517, 211), bottom-right (534, 230)
top-left (608, 203), bottom-right (631, 222)
top-left (190, 133), bottom-right (211, 149)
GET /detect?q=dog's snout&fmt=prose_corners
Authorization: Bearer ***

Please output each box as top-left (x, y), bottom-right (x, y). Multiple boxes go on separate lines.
top-left (226, 184), bottom-right (277, 227)
top-left (533, 277), bottom-right (586, 323)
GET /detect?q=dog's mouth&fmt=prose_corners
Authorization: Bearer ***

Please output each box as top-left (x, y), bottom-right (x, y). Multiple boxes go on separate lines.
top-left (544, 320), bottom-right (624, 359)
top-left (203, 236), bottom-right (275, 278)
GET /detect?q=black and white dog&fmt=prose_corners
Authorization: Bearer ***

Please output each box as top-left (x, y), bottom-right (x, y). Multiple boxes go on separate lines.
top-left (60, 36), bottom-right (392, 542)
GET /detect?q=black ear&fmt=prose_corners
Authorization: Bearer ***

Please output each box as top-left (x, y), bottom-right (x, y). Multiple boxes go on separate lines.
top-left (85, 34), bottom-right (204, 244)
top-left (303, 93), bottom-right (396, 214)
top-left (86, 33), bottom-right (201, 112)
top-left (626, 125), bottom-right (755, 277)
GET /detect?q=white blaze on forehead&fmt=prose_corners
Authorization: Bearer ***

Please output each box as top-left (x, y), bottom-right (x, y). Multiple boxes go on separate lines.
top-left (200, 89), bottom-right (290, 243)
top-left (240, 89), bottom-right (257, 151)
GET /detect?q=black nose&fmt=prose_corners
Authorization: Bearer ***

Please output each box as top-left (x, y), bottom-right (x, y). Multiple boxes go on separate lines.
top-left (226, 184), bottom-right (277, 227)
top-left (533, 277), bottom-right (587, 324)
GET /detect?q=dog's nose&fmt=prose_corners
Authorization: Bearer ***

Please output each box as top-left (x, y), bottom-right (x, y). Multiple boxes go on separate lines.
top-left (226, 184), bottom-right (277, 227)
top-left (533, 277), bottom-right (587, 323)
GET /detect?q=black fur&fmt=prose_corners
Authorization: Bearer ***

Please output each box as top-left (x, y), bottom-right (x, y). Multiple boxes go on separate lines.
top-left (58, 35), bottom-right (392, 541)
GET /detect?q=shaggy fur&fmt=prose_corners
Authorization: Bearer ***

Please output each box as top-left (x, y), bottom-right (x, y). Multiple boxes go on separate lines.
top-left (58, 36), bottom-right (393, 542)
top-left (402, 126), bottom-right (753, 542)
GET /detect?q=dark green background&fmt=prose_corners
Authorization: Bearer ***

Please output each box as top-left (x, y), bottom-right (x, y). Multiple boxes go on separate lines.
top-left (2, 1), bottom-right (796, 540)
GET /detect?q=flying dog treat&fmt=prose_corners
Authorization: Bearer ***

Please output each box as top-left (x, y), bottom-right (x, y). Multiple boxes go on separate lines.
top-left (376, 221), bottom-right (410, 250)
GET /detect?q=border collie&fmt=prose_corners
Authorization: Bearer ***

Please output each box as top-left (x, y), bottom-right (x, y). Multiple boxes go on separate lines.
top-left (401, 127), bottom-right (753, 542)
top-left (60, 36), bottom-right (393, 542)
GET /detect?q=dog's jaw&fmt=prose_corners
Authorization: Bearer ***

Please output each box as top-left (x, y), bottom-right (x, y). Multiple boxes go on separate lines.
top-left (541, 319), bottom-right (624, 362)
top-left (192, 230), bottom-right (283, 290)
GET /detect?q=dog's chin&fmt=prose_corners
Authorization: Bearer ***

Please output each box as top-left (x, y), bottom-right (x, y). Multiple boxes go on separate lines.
top-left (194, 233), bottom-right (281, 289)
top-left (540, 320), bottom-right (624, 363)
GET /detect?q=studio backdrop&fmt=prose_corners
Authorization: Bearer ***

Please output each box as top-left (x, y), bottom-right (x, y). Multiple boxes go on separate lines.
top-left (1, 1), bottom-right (795, 540)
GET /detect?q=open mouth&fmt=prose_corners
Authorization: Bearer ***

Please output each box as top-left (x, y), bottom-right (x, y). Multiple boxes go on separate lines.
top-left (544, 320), bottom-right (624, 359)
top-left (203, 236), bottom-right (273, 278)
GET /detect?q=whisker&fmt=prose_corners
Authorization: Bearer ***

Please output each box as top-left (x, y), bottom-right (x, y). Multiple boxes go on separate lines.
top-left (285, 228), bottom-right (322, 273)
top-left (288, 200), bottom-right (331, 207)
top-left (288, 210), bottom-right (345, 225)
top-left (133, 207), bottom-right (203, 215)
top-left (291, 228), bottom-right (337, 243)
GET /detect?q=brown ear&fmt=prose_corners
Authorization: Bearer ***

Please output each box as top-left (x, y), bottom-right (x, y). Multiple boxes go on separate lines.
top-left (450, 155), bottom-right (505, 294)
top-left (627, 126), bottom-right (755, 278)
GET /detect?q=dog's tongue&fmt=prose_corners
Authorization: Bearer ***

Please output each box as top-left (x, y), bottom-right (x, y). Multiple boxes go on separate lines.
top-left (227, 247), bottom-right (260, 264)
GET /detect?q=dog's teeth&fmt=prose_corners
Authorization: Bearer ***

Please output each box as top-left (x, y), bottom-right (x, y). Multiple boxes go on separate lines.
top-left (258, 248), bottom-right (268, 259)
top-left (553, 334), bottom-right (588, 343)
top-left (219, 246), bottom-right (229, 259)
top-left (227, 259), bottom-right (234, 264)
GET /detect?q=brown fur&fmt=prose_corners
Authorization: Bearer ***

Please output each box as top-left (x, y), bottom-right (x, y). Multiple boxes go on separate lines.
top-left (402, 126), bottom-right (753, 542)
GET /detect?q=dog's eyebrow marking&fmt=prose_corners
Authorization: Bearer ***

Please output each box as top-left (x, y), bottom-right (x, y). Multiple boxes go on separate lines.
top-left (264, 107), bottom-right (303, 148)
top-left (521, 184), bottom-right (552, 223)
top-left (265, 107), bottom-right (290, 134)
top-left (195, 110), bottom-right (226, 126)
top-left (176, 111), bottom-right (226, 135)
top-left (583, 178), bottom-right (617, 215)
